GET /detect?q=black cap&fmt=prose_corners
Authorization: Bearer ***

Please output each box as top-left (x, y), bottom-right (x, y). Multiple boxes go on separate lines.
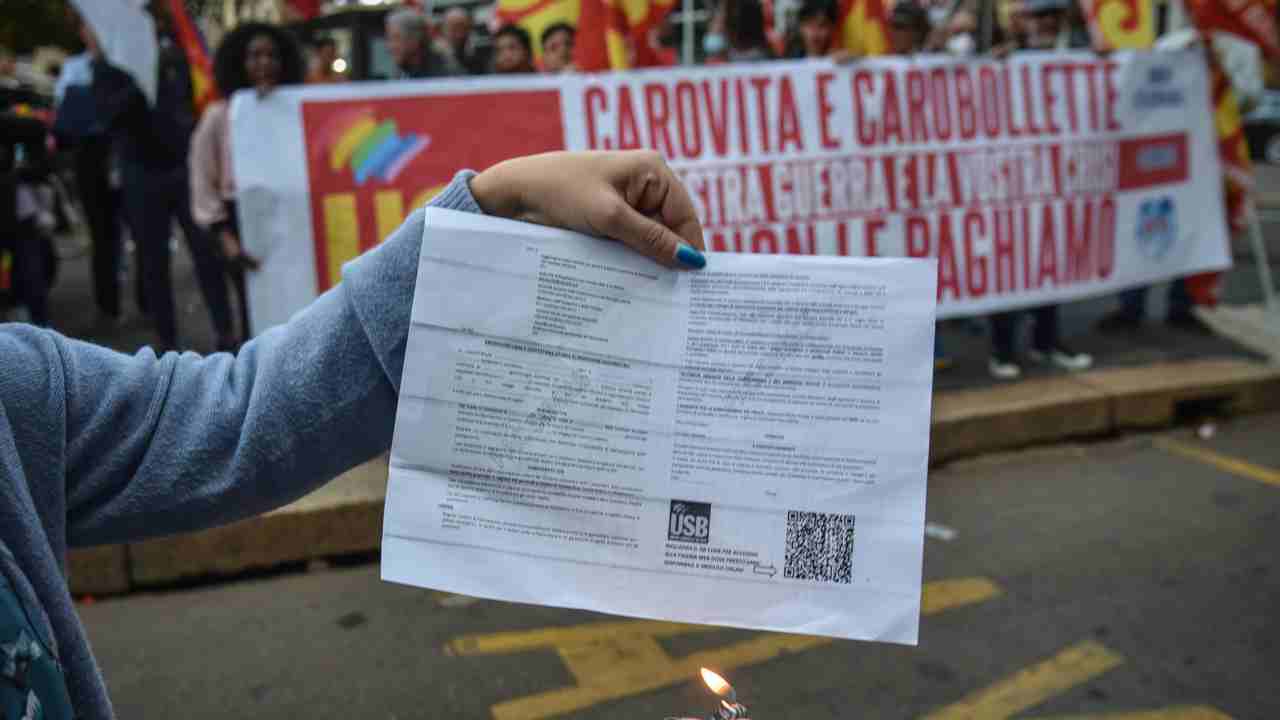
top-left (888, 0), bottom-right (930, 30)
top-left (798, 0), bottom-right (839, 22)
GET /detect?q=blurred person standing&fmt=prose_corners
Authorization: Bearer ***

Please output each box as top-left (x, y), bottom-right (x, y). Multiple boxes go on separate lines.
top-left (442, 7), bottom-right (489, 75)
top-left (986, 0), bottom-right (1093, 379)
top-left (704, 0), bottom-right (775, 62)
top-left (54, 25), bottom-right (125, 325)
top-left (540, 22), bottom-right (576, 73)
top-left (886, 0), bottom-right (933, 55)
top-left (305, 36), bottom-right (344, 83)
top-left (190, 23), bottom-right (305, 349)
top-left (89, 15), bottom-right (233, 353)
top-left (385, 8), bottom-right (461, 79)
top-left (493, 25), bottom-right (537, 74)
top-left (786, 0), bottom-right (839, 58)
top-left (1020, 0), bottom-right (1090, 50)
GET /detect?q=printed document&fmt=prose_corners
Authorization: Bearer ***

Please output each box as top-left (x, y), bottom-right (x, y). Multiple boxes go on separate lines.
top-left (382, 209), bottom-right (937, 644)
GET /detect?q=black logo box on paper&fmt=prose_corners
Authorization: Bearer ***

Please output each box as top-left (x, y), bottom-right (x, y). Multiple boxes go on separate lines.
top-left (668, 500), bottom-right (712, 544)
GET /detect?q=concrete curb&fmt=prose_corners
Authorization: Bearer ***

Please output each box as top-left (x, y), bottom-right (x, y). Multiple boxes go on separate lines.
top-left (67, 357), bottom-right (1280, 596)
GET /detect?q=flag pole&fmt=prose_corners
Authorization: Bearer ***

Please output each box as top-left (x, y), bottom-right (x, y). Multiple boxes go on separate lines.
top-left (977, 0), bottom-right (995, 52)
top-left (682, 0), bottom-right (695, 65)
top-left (1246, 214), bottom-right (1278, 315)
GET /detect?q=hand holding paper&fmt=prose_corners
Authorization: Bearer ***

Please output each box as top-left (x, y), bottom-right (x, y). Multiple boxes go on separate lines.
top-left (382, 153), bottom-right (938, 643)
top-left (470, 150), bottom-right (707, 269)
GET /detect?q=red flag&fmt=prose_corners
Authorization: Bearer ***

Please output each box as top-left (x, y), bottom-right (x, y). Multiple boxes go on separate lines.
top-left (1177, 0), bottom-right (1273, 305)
top-left (165, 0), bottom-right (218, 115)
top-left (284, 0), bottom-right (322, 20)
top-left (623, 0), bottom-right (677, 67)
top-left (1184, 0), bottom-right (1280, 60)
top-left (574, 0), bottom-right (633, 70)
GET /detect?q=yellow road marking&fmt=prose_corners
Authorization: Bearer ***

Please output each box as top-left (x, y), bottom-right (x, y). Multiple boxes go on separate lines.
top-left (1033, 706), bottom-right (1234, 719)
top-left (922, 640), bottom-right (1124, 720)
top-left (448, 577), bottom-right (1000, 720)
top-left (923, 578), bottom-right (1002, 614)
top-left (1155, 438), bottom-right (1280, 488)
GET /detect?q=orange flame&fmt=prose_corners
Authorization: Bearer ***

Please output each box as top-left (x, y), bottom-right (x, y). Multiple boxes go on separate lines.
top-left (700, 668), bottom-right (734, 699)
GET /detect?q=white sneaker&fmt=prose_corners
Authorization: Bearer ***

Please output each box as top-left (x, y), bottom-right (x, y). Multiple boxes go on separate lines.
top-left (1028, 346), bottom-right (1093, 372)
top-left (988, 355), bottom-right (1022, 380)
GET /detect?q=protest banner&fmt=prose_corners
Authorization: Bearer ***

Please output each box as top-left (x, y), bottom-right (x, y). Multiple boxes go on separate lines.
top-left (233, 51), bottom-right (1231, 333)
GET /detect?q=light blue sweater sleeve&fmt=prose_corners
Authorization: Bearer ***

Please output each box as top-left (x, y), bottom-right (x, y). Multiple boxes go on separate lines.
top-left (11, 172), bottom-right (482, 548)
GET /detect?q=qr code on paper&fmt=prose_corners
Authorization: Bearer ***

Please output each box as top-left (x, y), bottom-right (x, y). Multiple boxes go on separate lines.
top-left (784, 510), bottom-right (855, 584)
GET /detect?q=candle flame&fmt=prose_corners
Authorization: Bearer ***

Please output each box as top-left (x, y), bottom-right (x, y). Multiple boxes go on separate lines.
top-left (700, 668), bottom-right (734, 699)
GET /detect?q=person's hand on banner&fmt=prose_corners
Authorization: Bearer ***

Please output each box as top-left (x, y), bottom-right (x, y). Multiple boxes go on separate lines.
top-left (469, 151), bottom-right (707, 270)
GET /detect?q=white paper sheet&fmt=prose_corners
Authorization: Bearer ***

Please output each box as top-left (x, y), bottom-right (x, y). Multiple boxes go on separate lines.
top-left (382, 208), bottom-right (938, 644)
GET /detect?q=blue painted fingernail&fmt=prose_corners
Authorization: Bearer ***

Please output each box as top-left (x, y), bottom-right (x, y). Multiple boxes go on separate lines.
top-left (676, 243), bottom-right (706, 269)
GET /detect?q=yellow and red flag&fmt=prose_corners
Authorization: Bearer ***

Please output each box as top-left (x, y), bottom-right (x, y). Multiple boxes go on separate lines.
top-left (1181, 57), bottom-right (1254, 304)
top-left (1184, 0), bottom-right (1280, 60)
top-left (1078, 0), bottom-right (1156, 49)
top-left (1083, 0), bottom-right (1261, 305)
top-left (165, 0), bottom-right (218, 115)
top-left (836, 0), bottom-right (890, 57)
top-left (495, 0), bottom-right (582, 62)
top-left (495, 0), bottom-right (675, 70)
top-left (575, 0), bottom-right (633, 70)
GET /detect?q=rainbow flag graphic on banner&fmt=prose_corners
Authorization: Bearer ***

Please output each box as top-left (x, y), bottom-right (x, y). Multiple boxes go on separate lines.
top-left (322, 109), bottom-right (431, 185)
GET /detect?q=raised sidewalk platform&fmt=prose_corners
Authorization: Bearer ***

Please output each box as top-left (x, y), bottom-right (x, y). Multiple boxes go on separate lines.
top-left (69, 356), bottom-right (1280, 596)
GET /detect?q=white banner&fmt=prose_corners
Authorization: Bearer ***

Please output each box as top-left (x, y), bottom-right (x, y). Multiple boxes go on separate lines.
top-left (233, 50), bottom-right (1231, 333)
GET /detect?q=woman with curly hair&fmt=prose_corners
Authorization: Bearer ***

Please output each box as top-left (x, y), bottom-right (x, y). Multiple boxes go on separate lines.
top-left (189, 22), bottom-right (304, 348)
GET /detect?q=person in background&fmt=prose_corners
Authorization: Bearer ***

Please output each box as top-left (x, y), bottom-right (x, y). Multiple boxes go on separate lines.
top-left (1020, 0), bottom-right (1090, 50)
top-left (89, 14), bottom-right (233, 353)
top-left (0, 46), bottom-right (24, 96)
top-left (886, 0), bottom-right (933, 55)
top-left (54, 23), bottom-right (125, 328)
top-left (306, 36), bottom-right (343, 83)
top-left (493, 25), bottom-right (536, 74)
top-left (190, 23), bottom-right (305, 350)
top-left (385, 7), bottom-right (461, 79)
top-left (442, 7), bottom-right (489, 75)
top-left (986, 0), bottom-right (1093, 379)
top-left (704, 0), bottom-right (774, 62)
top-left (1, 72), bottom-right (55, 326)
top-left (927, 9), bottom-right (979, 55)
top-left (787, 0), bottom-right (839, 59)
top-left (540, 22), bottom-right (576, 73)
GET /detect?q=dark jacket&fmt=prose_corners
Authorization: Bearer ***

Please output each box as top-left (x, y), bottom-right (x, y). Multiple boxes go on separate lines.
top-left (91, 40), bottom-right (195, 170)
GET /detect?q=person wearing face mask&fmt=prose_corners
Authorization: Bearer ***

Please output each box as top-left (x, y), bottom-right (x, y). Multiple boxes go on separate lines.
top-left (88, 9), bottom-right (235, 353)
top-left (188, 23), bottom-right (305, 350)
top-left (931, 9), bottom-right (978, 55)
top-left (704, 0), bottom-right (774, 63)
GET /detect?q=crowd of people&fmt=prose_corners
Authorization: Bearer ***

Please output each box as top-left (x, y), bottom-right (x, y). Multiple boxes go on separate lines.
top-left (0, 0), bottom-right (1234, 380)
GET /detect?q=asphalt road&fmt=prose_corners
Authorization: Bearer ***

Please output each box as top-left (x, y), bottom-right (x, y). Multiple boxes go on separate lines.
top-left (78, 411), bottom-right (1280, 720)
